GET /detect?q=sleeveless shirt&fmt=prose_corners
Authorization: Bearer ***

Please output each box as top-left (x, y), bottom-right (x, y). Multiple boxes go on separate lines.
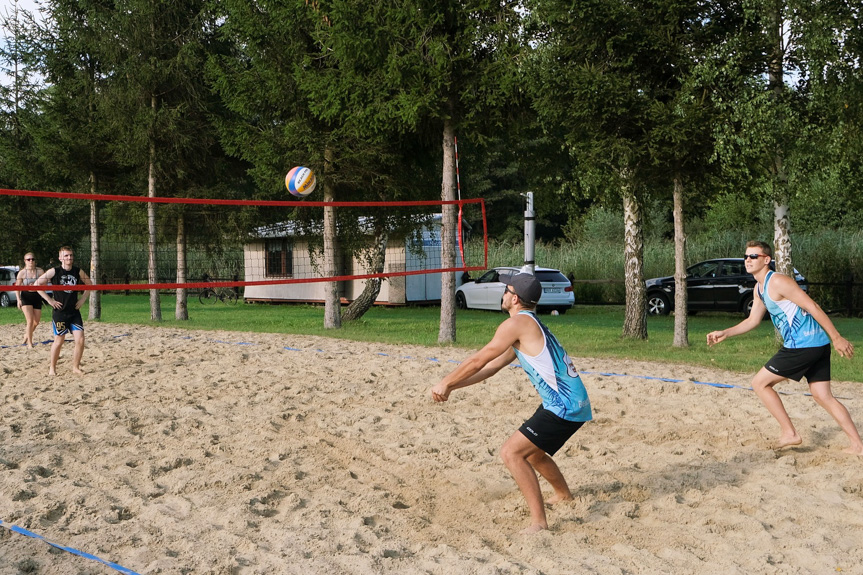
top-left (511, 311), bottom-right (592, 422)
top-left (757, 271), bottom-right (830, 349)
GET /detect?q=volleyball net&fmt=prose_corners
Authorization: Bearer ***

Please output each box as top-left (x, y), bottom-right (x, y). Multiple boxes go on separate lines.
top-left (0, 188), bottom-right (488, 303)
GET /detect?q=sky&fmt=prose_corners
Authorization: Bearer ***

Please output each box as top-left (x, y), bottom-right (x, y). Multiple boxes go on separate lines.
top-left (1, 0), bottom-right (39, 17)
top-left (1, 0), bottom-right (42, 86)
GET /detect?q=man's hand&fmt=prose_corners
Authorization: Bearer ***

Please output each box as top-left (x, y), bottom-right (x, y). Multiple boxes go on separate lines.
top-left (833, 336), bottom-right (855, 359)
top-left (430, 382), bottom-right (451, 403)
top-left (706, 330), bottom-right (726, 347)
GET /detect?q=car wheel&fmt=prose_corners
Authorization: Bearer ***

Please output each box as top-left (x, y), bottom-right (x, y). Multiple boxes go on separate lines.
top-left (0, 292), bottom-right (10, 308)
top-left (455, 291), bottom-right (467, 310)
top-left (647, 292), bottom-right (671, 316)
top-left (742, 295), bottom-right (765, 319)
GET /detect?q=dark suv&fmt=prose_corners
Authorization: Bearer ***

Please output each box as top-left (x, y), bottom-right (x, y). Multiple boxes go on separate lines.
top-left (645, 258), bottom-right (807, 316)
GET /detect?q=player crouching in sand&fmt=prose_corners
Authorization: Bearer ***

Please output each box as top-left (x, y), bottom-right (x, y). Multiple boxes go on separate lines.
top-left (431, 272), bottom-right (592, 533)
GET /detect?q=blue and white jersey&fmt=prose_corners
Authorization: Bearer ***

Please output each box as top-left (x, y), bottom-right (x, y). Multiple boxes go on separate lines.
top-left (511, 311), bottom-right (592, 422)
top-left (758, 271), bottom-right (830, 349)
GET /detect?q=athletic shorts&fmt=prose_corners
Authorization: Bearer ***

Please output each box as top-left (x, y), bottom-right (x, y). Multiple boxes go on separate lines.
top-left (52, 311), bottom-right (84, 336)
top-left (19, 291), bottom-right (43, 309)
top-left (765, 344), bottom-right (831, 383)
top-left (518, 405), bottom-right (586, 456)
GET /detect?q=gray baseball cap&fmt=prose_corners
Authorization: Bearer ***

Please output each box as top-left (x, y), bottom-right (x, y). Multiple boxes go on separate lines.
top-left (502, 272), bottom-right (542, 306)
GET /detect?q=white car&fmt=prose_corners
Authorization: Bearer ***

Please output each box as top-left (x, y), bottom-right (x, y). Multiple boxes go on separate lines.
top-left (1, 266), bottom-right (20, 308)
top-left (455, 266), bottom-right (574, 314)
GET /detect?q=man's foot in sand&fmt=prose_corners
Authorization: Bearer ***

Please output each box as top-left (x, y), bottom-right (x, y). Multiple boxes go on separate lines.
top-left (48, 368), bottom-right (56, 376)
top-left (776, 434), bottom-right (802, 449)
top-left (518, 523), bottom-right (547, 535)
top-left (545, 493), bottom-right (573, 505)
top-left (72, 366), bottom-right (84, 375)
top-left (842, 444), bottom-right (863, 456)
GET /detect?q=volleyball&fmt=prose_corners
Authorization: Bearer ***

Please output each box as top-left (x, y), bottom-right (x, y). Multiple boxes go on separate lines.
top-left (285, 166), bottom-right (316, 198)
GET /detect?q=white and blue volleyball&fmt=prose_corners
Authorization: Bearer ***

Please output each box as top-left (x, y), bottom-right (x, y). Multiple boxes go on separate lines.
top-left (285, 166), bottom-right (316, 198)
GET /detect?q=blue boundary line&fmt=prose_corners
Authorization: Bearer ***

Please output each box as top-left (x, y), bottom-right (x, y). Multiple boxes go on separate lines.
top-left (0, 519), bottom-right (141, 575)
top-left (0, 339), bottom-right (53, 349)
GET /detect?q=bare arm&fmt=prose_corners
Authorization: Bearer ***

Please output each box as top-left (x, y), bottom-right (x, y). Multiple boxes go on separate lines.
top-left (35, 269), bottom-right (61, 309)
top-left (75, 270), bottom-right (93, 310)
top-left (15, 270), bottom-right (24, 308)
top-left (770, 274), bottom-right (854, 358)
top-left (706, 292), bottom-right (767, 346)
top-left (431, 318), bottom-right (521, 402)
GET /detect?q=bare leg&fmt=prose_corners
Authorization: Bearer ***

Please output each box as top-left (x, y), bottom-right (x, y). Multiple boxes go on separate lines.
top-left (526, 451), bottom-right (572, 504)
top-left (71, 330), bottom-right (85, 374)
top-left (500, 431), bottom-right (549, 533)
top-left (31, 308), bottom-right (41, 346)
top-left (808, 380), bottom-right (863, 455)
top-left (22, 306), bottom-right (40, 347)
top-left (21, 306), bottom-right (34, 346)
top-left (49, 334), bottom-right (65, 376)
top-left (751, 368), bottom-right (801, 448)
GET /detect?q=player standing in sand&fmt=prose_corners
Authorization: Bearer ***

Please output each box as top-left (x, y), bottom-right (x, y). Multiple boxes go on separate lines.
top-left (431, 272), bottom-right (593, 533)
top-left (15, 252), bottom-right (45, 347)
top-left (707, 241), bottom-right (863, 455)
top-left (35, 246), bottom-right (92, 376)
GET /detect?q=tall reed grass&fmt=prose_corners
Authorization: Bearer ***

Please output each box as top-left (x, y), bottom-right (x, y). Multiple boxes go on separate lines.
top-left (483, 228), bottom-right (863, 310)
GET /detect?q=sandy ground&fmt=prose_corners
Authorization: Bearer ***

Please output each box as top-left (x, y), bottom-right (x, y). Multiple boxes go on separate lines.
top-left (1, 322), bottom-right (862, 575)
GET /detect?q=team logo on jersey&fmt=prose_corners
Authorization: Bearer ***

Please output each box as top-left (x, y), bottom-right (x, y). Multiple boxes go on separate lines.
top-left (60, 274), bottom-right (78, 292)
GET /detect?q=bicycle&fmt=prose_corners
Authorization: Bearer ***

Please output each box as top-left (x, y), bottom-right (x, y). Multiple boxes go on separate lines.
top-left (199, 285), bottom-right (239, 305)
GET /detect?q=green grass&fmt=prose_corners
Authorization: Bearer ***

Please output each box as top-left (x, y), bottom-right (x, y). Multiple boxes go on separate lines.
top-left (4, 294), bottom-right (862, 382)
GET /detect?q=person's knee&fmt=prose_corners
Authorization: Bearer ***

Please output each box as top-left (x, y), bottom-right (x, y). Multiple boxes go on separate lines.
top-left (808, 383), bottom-right (834, 405)
top-left (499, 443), bottom-right (516, 465)
top-left (500, 440), bottom-right (529, 467)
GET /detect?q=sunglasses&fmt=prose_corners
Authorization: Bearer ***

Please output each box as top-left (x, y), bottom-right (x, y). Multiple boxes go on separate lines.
top-left (743, 254), bottom-right (766, 260)
top-left (504, 286), bottom-right (517, 296)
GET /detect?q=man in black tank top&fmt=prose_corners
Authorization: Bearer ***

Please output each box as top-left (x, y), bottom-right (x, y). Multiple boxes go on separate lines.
top-left (35, 246), bottom-right (93, 375)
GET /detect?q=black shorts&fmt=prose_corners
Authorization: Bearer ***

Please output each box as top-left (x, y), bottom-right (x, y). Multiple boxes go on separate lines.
top-left (519, 405), bottom-right (586, 456)
top-left (19, 291), bottom-right (43, 309)
top-left (765, 344), bottom-right (831, 383)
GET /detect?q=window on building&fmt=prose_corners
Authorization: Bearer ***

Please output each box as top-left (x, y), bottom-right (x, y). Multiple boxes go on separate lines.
top-left (266, 240), bottom-right (292, 277)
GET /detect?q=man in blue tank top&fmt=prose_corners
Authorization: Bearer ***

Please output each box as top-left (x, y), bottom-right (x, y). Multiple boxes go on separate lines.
top-left (707, 241), bottom-right (862, 455)
top-left (431, 272), bottom-right (592, 533)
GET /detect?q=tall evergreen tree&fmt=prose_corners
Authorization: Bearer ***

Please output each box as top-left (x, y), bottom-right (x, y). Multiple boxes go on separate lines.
top-left (527, 0), bottom-right (686, 339)
top-left (102, 0), bottom-right (226, 321)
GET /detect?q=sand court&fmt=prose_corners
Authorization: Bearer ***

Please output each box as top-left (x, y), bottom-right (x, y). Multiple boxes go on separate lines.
top-left (2, 322), bottom-right (862, 574)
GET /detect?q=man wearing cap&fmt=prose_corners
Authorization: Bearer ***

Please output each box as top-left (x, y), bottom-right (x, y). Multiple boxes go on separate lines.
top-left (431, 272), bottom-right (592, 534)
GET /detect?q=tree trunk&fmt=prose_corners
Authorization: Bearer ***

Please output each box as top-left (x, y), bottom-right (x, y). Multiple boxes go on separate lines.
top-left (767, 0), bottom-right (793, 276)
top-left (773, 171), bottom-right (793, 276)
top-left (175, 212), bottom-right (188, 320)
top-left (88, 171), bottom-right (101, 320)
top-left (342, 227), bottom-right (387, 322)
top-left (148, 118), bottom-right (161, 322)
top-left (621, 177), bottom-right (647, 340)
top-left (323, 146), bottom-right (341, 329)
top-left (438, 118), bottom-right (457, 344)
top-left (672, 176), bottom-right (688, 347)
